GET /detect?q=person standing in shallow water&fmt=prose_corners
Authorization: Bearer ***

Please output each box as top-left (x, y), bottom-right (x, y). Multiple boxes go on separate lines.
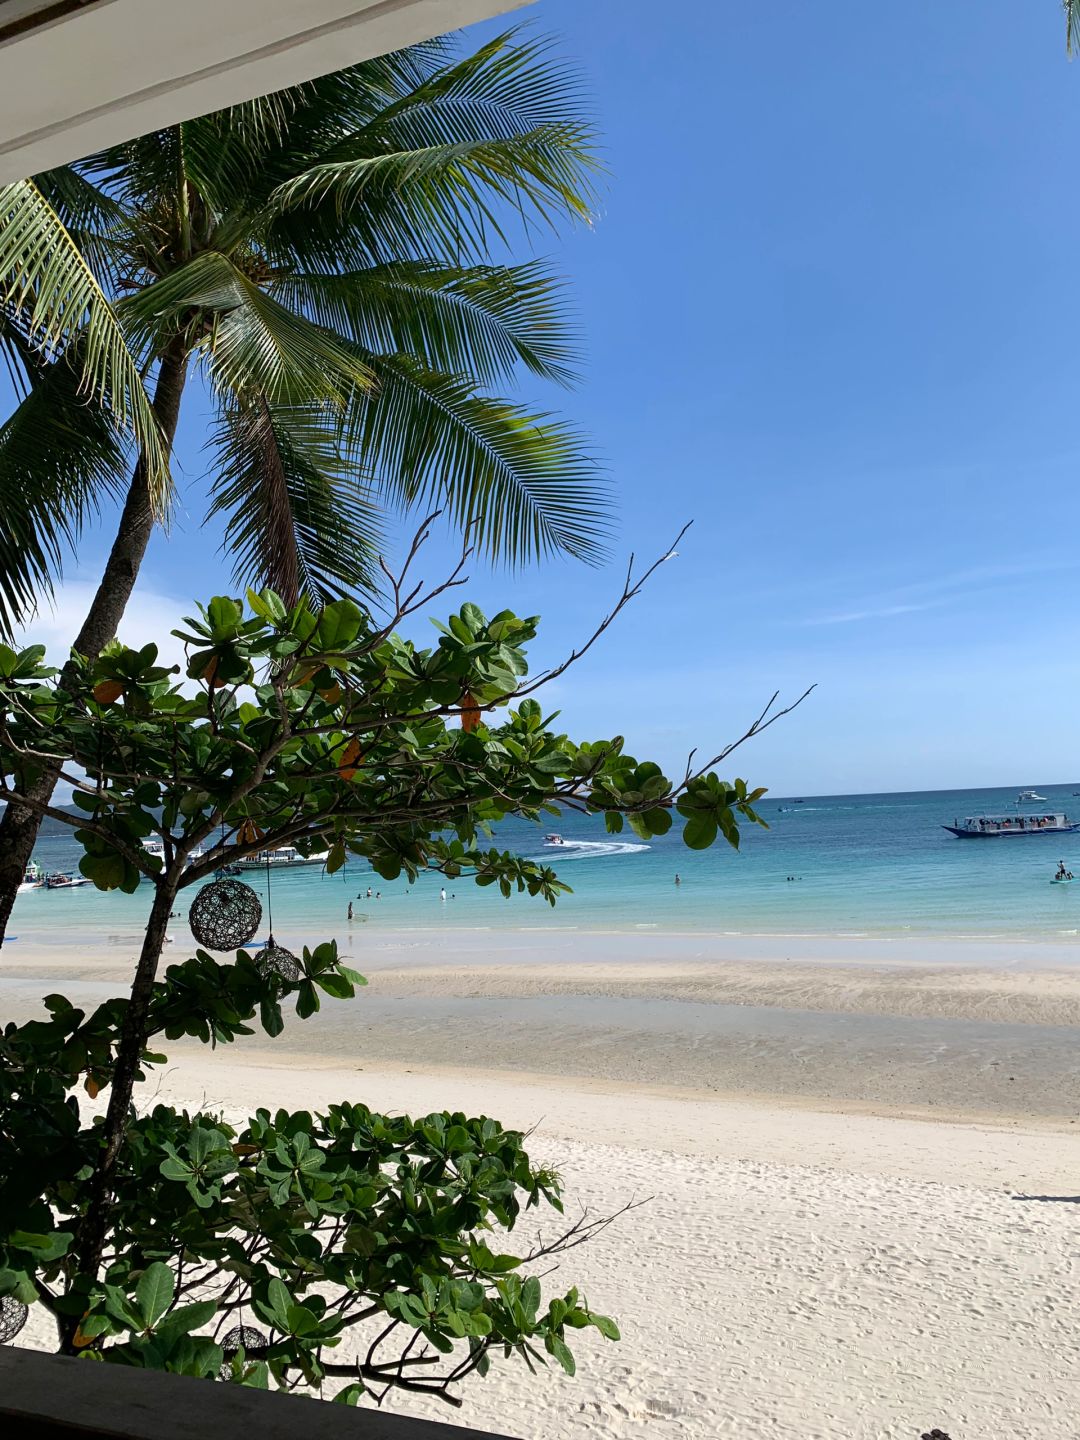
top-left (347, 901), bottom-right (353, 921)
top-left (674, 874), bottom-right (681, 886)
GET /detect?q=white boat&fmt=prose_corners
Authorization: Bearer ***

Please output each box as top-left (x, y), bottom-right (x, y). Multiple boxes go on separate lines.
top-left (235, 846), bottom-right (329, 868)
top-left (1018, 790), bottom-right (1047, 802)
top-left (44, 872), bottom-right (91, 889)
top-left (542, 833), bottom-right (565, 847)
top-left (142, 840), bottom-right (204, 877)
top-left (17, 861), bottom-right (43, 894)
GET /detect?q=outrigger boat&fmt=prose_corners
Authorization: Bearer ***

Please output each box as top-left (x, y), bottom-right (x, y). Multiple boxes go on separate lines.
top-left (944, 811), bottom-right (1080, 838)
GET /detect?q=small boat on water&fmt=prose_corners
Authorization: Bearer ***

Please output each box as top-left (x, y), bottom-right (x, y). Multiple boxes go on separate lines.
top-left (141, 839), bottom-right (204, 879)
top-left (1018, 790), bottom-right (1047, 803)
top-left (542, 833), bottom-right (565, 847)
top-left (944, 811), bottom-right (1080, 838)
top-left (17, 862), bottom-right (43, 894)
top-left (235, 846), bottom-right (329, 868)
top-left (44, 872), bottom-right (91, 889)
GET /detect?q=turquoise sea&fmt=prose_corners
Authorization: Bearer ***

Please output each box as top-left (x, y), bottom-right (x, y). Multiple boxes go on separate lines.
top-left (12, 783), bottom-right (1080, 948)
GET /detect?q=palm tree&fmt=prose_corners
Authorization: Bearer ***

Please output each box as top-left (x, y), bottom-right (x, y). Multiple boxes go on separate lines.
top-left (1067, 1), bottom-right (1080, 53)
top-left (0, 30), bottom-right (605, 940)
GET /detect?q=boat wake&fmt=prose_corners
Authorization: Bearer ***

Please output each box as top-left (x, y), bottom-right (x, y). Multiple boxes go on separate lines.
top-left (534, 840), bottom-right (650, 862)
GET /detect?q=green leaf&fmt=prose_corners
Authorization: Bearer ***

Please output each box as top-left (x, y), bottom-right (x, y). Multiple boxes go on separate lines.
top-left (545, 1332), bottom-right (575, 1375)
top-left (682, 814), bottom-right (718, 850)
top-left (135, 1263), bottom-right (174, 1329)
top-left (157, 1300), bottom-right (218, 1339)
top-left (266, 1278), bottom-right (292, 1331)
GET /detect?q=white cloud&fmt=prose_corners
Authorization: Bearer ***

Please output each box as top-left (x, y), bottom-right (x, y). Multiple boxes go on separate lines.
top-left (801, 600), bottom-right (943, 626)
top-left (14, 581), bottom-right (194, 673)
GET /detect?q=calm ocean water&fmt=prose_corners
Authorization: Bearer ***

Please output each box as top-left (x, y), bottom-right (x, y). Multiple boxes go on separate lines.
top-left (12, 783), bottom-right (1080, 947)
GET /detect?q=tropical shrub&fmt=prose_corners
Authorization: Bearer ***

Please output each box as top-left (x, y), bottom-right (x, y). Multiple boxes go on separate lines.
top-left (0, 567), bottom-right (787, 1406)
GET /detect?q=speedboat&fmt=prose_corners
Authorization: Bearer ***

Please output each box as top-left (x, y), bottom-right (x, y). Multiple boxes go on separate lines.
top-left (236, 846), bottom-right (329, 868)
top-left (44, 872), bottom-right (91, 889)
top-left (17, 861), bottom-right (42, 894)
top-left (1018, 790), bottom-right (1047, 803)
top-left (542, 833), bottom-right (565, 847)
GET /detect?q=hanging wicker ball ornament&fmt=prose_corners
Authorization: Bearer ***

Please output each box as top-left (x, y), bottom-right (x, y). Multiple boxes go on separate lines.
top-left (221, 1324), bottom-right (268, 1357)
top-left (257, 935), bottom-right (301, 984)
top-left (219, 1324), bottom-right (269, 1378)
top-left (0, 1294), bottom-right (28, 1343)
top-left (189, 878), bottom-right (262, 951)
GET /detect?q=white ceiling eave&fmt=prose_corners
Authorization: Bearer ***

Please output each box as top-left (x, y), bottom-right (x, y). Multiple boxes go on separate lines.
top-left (0, 0), bottom-right (531, 183)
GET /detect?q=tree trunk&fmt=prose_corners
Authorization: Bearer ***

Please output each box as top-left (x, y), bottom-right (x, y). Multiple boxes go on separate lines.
top-left (60, 874), bottom-right (180, 1351)
top-left (0, 340), bottom-right (188, 949)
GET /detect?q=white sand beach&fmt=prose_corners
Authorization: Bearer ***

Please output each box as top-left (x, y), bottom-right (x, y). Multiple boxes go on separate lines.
top-left (111, 1056), bottom-right (1080, 1437)
top-left (7, 933), bottom-right (1080, 1437)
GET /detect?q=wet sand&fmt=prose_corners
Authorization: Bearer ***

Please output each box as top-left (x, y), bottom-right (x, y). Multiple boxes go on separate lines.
top-left (5, 930), bottom-right (1080, 1122)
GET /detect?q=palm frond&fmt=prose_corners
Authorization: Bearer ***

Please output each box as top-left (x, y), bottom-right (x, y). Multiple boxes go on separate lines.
top-left (263, 32), bottom-right (598, 269)
top-left (362, 30), bottom-right (594, 154)
top-left (0, 353), bottom-right (127, 637)
top-left (0, 179), bottom-right (167, 499)
top-left (208, 397), bottom-right (382, 605)
top-left (0, 303), bottom-right (36, 399)
top-left (354, 352), bottom-right (608, 566)
top-left (1067, 0), bottom-right (1080, 54)
top-left (275, 259), bottom-right (579, 388)
top-left (32, 166), bottom-right (127, 290)
top-left (268, 127), bottom-right (594, 268)
top-left (122, 251), bottom-right (373, 404)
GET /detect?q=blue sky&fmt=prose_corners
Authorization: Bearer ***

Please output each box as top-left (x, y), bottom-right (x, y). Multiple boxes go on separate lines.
top-left (11, 0), bottom-right (1080, 795)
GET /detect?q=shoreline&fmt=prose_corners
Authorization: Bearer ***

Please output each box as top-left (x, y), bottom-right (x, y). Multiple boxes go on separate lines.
top-left (7, 923), bottom-right (1080, 970)
top-left (10, 915), bottom-right (1080, 952)
top-left (4, 930), bottom-right (1080, 1124)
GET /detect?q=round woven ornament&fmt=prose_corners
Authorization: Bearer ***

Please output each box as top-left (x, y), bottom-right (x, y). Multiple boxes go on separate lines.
top-left (189, 878), bottom-right (261, 951)
top-left (257, 936), bottom-right (301, 984)
top-left (0, 1294), bottom-right (28, 1343)
top-left (219, 1324), bottom-right (269, 1378)
top-left (221, 1324), bottom-right (268, 1357)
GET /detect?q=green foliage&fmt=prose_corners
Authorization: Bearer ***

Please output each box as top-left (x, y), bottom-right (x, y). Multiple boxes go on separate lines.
top-left (0, 589), bottom-right (766, 1406)
top-left (0, 954), bottom-right (620, 1401)
top-left (0, 591), bottom-right (767, 905)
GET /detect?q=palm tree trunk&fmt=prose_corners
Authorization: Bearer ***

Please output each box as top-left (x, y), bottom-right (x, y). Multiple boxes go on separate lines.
top-left (0, 339), bottom-right (188, 948)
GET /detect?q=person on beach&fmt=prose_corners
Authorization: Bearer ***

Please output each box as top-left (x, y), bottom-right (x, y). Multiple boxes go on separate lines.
top-left (347, 901), bottom-right (353, 920)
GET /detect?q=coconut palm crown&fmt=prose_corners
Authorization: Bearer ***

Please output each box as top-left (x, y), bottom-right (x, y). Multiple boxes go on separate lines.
top-left (0, 30), bottom-right (605, 639)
